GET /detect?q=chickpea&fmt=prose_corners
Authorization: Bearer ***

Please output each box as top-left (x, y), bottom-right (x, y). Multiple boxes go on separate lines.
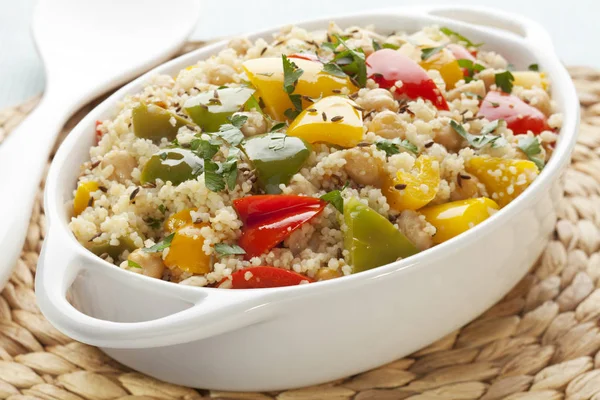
top-left (450, 173), bottom-right (481, 201)
top-left (435, 125), bottom-right (464, 153)
top-left (366, 110), bottom-right (405, 139)
top-left (396, 210), bottom-right (433, 251)
top-left (128, 249), bottom-right (165, 279)
top-left (101, 150), bottom-right (136, 183)
top-left (343, 148), bottom-right (382, 187)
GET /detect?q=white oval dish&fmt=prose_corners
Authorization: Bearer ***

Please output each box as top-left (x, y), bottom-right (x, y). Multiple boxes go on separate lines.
top-left (36, 6), bottom-right (579, 391)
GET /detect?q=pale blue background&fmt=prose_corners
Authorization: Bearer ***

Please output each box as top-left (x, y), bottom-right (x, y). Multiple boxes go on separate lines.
top-left (1, 0), bottom-right (597, 109)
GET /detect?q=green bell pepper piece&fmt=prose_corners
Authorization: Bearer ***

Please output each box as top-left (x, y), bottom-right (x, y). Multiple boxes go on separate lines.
top-left (184, 87), bottom-right (255, 132)
top-left (242, 133), bottom-right (311, 194)
top-left (132, 102), bottom-right (189, 143)
top-left (344, 197), bottom-right (418, 273)
top-left (87, 236), bottom-right (137, 260)
top-left (140, 148), bottom-right (204, 186)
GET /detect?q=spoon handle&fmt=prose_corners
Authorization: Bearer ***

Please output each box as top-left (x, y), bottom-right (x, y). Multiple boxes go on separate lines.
top-left (0, 95), bottom-right (69, 285)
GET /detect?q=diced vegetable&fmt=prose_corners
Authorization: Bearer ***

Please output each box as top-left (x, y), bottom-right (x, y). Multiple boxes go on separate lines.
top-left (286, 96), bottom-right (364, 148)
top-left (165, 208), bottom-right (196, 233)
top-left (512, 71), bottom-right (548, 90)
top-left (478, 91), bottom-right (549, 135)
top-left (87, 236), bottom-right (137, 260)
top-left (184, 87), bottom-right (255, 132)
top-left (217, 266), bottom-right (313, 289)
top-left (383, 155), bottom-right (441, 211)
top-left (465, 156), bottom-right (539, 208)
top-left (233, 195), bottom-right (326, 258)
top-left (132, 102), bottom-right (189, 143)
top-left (140, 148), bottom-right (204, 186)
top-left (420, 48), bottom-right (463, 89)
top-left (241, 133), bottom-right (311, 194)
top-left (73, 181), bottom-right (99, 216)
top-left (164, 223), bottom-right (211, 274)
top-left (343, 197), bottom-right (418, 273)
top-left (366, 49), bottom-right (449, 110)
top-left (419, 197), bottom-right (499, 244)
top-left (243, 57), bottom-right (358, 121)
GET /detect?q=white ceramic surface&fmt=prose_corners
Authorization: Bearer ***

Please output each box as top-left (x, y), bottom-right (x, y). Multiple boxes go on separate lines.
top-left (0, 0), bottom-right (201, 288)
top-left (36, 6), bottom-right (579, 391)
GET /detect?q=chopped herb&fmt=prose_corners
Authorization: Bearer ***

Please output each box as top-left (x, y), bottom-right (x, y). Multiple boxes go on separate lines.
top-left (127, 260), bottom-right (142, 269)
top-left (214, 243), bottom-right (247, 257)
top-left (372, 39), bottom-right (382, 51)
top-left (320, 182), bottom-right (349, 213)
top-left (158, 204), bottom-right (166, 215)
top-left (421, 45), bottom-right (446, 61)
top-left (204, 159), bottom-right (226, 192)
top-left (440, 27), bottom-right (483, 48)
top-left (375, 138), bottom-right (419, 156)
top-left (457, 59), bottom-right (485, 82)
top-left (450, 120), bottom-right (501, 149)
top-left (159, 152), bottom-right (168, 160)
top-left (214, 115), bottom-right (247, 146)
top-left (462, 91), bottom-right (483, 100)
top-left (495, 71), bottom-right (515, 93)
top-left (282, 55), bottom-right (304, 94)
top-left (270, 122), bottom-right (287, 132)
top-left (142, 233), bottom-right (175, 253)
top-left (143, 216), bottom-right (164, 230)
top-left (382, 43), bottom-right (400, 50)
top-left (528, 63), bottom-right (540, 72)
top-left (480, 119), bottom-right (501, 135)
top-left (190, 138), bottom-right (220, 160)
top-left (323, 62), bottom-right (347, 78)
top-left (325, 34), bottom-right (367, 87)
top-left (518, 136), bottom-right (545, 170)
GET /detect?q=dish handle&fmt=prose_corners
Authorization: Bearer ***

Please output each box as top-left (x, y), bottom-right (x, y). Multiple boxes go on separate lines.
top-left (35, 227), bottom-right (275, 349)
top-left (404, 5), bottom-right (555, 54)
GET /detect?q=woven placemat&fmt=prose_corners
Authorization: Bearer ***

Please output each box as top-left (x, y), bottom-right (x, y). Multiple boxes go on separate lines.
top-left (1, 46), bottom-right (599, 399)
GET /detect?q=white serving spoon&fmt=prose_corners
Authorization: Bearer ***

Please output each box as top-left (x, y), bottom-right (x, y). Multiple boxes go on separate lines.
top-left (0, 0), bottom-right (201, 286)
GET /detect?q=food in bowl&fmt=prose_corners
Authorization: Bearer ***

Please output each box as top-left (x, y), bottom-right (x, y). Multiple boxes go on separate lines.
top-left (69, 23), bottom-right (562, 289)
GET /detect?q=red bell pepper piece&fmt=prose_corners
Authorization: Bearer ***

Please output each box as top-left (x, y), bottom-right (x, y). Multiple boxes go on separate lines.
top-left (217, 266), bottom-right (314, 289)
top-left (288, 53), bottom-right (322, 62)
top-left (447, 44), bottom-right (477, 77)
top-left (233, 195), bottom-right (326, 259)
top-left (366, 49), bottom-right (449, 110)
top-left (478, 91), bottom-right (549, 135)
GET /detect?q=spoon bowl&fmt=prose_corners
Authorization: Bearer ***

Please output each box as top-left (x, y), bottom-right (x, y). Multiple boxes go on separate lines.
top-left (0, 0), bottom-right (201, 286)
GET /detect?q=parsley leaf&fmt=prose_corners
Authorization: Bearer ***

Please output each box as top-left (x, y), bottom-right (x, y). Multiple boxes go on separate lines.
top-left (214, 243), bottom-right (246, 257)
top-left (270, 122), bottom-right (287, 132)
top-left (480, 119), bottom-right (501, 135)
top-left (495, 71), bottom-right (515, 93)
top-left (158, 204), bottom-right (166, 214)
top-left (376, 138), bottom-right (419, 156)
top-left (518, 136), bottom-right (545, 170)
top-left (282, 54), bottom-right (304, 94)
top-left (215, 115), bottom-right (247, 146)
top-left (331, 34), bottom-right (367, 87)
top-left (204, 159), bottom-right (226, 192)
top-left (372, 39), bottom-right (382, 51)
top-left (528, 63), bottom-right (539, 72)
top-left (143, 216), bottom-right (164, 230)
top-left (462, 91), bottom-right (483, 100)
top-left (127, 260), bottom-right (142, 269)
top-left (320, 182), bottom-right (349, 213)
top-left (142, 233), bottom-right (175, 253)
top-left (382, 43), bottom-right (400, 50)
top-left (440, 27), bottom-right (483, 48)
top-left (421, 45), bottom-right (446, 61)
top-left (457, 59), bottom-right (485, 82)
top-left (323, 62), bottom-right (347, 78)
top-left (190, 138), bottom-right (220, 159)
top-left (450, 120), bottom-right (500, 149)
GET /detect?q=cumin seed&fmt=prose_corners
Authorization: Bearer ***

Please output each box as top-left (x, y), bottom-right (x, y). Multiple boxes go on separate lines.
top-left (356, 142), bottom-right (371, 147)
top-left (460, 174), bottom-right (472, 180)
top-left (302, 95), bottom-right (314, 103)
top-left (87, 198), bottom-right (94, 207)
top-left (142, 182), bottom-right (156, 189)
top-left (129, 187), bottom-right (140, 201)
top-left (274, 40), bottom-right (284, 46)
top-left (260, 47), bottom-right (268, 55)
top-left (213, 89), bottom-right (219, 99)
top-left (322, 112), bottom-right (327, 121)
top-left (395, 183), bottom-right (407, 190)
top-left (91, 160), bottom-right (101, 169)
top-left (424, 141), bottom-right (434, 148)
top-left (98, 186), bottom-right (108, 193)
top-left (88, 232), bottom-right (102, 242)
top-left (331, 115), bottom-right (344, 122)
top-left (349, 92), bottom-right (359, 100)
top-left (352, 104), bottom-right (365, 112)
top-left (332, 89), bottom-right (342, 94)
top-left (307, 108), bottom-right (317, 112)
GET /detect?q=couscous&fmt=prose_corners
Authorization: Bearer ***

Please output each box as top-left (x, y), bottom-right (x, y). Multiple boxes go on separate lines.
top-left (70, 23), bottom-right (561, 288)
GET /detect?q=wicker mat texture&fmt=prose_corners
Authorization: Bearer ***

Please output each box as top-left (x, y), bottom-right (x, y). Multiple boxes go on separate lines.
top-left (1, 45), bottom-right (600, 399)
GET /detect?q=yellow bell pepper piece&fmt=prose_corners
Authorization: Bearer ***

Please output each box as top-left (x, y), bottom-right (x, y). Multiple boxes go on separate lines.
top-left (420, 49), bottom-right (463, 90)
top-left (243, 58), bottom-right (359, 121)
top-left (420, 197), bottom-right (499, 244)
top-left (286, 96), bottom-right (363, 148)
top-left (465, 156), bottom-right (539, 208)
top-left (512, 71), bottom-right (548, 90)
top-left (383, 155), bottom-right (441, 211)
top-left (73, 181), bottom-right (99, 216)
top-left (164, 222), bottom-right (211, 274)
top-left (165, 208), bottom-right (196, 233)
